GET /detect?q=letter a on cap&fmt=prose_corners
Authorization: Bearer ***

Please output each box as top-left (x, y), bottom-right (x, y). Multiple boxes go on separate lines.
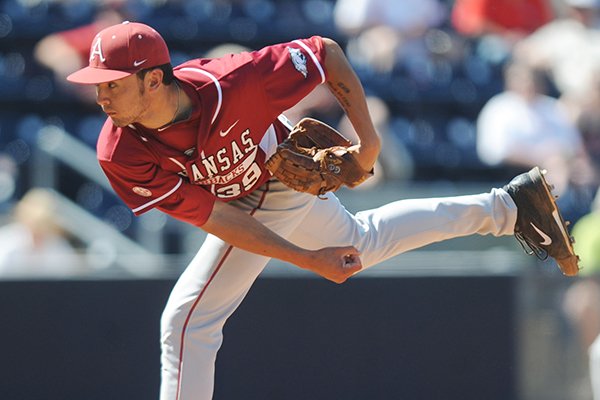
top-left (68, 22), bottom-right (171, 84)
top-left (89, 37), bottom-right (106, 63)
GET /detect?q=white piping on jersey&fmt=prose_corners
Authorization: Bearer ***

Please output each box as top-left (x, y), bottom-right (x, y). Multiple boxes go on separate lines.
top-left (132, 177), bottom-right (183, 213)
top-left (292, 40), bottom-right (326, 84)
top-left (259, 123), bottom-right (279, 161)
top-left (168, 157), bottom-right (186, 170)
top-left (178, 67), bottom-right (222, 125)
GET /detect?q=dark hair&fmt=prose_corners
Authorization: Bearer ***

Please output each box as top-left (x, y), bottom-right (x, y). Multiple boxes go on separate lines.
top-left (136, 63), bottom-right (174, 85)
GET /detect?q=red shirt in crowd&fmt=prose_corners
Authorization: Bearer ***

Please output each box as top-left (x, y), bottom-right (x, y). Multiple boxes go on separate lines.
top-left (451, 0), bottom-right (554, 37)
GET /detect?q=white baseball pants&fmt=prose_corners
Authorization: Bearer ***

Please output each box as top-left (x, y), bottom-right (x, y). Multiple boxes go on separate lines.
top-left (159, 179), bottom-right (517, 399)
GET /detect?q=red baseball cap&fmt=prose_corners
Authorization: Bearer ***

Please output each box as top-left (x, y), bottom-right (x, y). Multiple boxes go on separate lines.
top-left (67, 21), bottom-right (171, 85)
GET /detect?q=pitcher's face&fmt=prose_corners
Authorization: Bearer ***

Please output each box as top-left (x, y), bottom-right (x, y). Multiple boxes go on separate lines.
top-left (95, 74), bottom-right (151, 127)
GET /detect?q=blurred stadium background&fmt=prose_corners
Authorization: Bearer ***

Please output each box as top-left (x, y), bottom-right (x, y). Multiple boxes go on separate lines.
top-left (0, 0), bottom-right (594, 399)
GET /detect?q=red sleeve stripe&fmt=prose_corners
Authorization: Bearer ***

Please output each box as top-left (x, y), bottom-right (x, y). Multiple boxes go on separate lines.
top-left (179, 67), bottom-right (223, 125)
top-left (292, 39), bottom-right (325, 84)
top-left (132, 177), bottom-right (183, 213)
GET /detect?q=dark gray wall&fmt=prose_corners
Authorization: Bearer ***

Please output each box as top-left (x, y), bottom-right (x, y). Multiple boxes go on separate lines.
top-left (0, 276), bottom-right (517, 400)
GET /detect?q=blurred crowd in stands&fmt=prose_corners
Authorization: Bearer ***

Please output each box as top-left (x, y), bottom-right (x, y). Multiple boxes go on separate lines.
top-left (0, 0), bottom-right (599, 273)
top-left (2, 1), bottom-right (600, 397)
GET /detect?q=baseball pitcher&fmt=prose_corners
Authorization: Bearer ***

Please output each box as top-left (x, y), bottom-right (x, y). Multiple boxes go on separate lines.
top-left (67, 21), bottom-right (578, 400)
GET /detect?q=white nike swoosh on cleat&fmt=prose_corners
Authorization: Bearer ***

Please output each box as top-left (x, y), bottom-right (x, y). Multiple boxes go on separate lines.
top-left (530, 222), bottom-right (552, 245)
top-left (552, 209), bottom-right (569, 239)
top-left (220, 120), bottom-right (239, 137)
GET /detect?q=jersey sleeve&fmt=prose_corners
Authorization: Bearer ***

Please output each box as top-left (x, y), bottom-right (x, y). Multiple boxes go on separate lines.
top-left (97, 122), bottom-right (217, 227)
top-left (251, 36), bottom-right (327, 116)
top-left (99, 159), bottom-right (216, 227)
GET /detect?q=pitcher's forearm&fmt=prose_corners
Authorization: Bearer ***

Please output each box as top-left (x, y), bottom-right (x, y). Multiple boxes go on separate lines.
top-left (201, 200), bottom-right (312, 268)
top-left (322, 37), bottom-right (381, 168)
top-left (200, 200), bottom-right (361, 283)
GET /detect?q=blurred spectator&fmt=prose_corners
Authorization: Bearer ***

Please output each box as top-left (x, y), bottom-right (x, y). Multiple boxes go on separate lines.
top-left (576, 105), bottom-right (600, 181)
top-left (567, 104), bottom-right (600, 260)
top-left (0, 188), bottom-right (83, 277)
top-left (564, 191), bottom-right (600, 400)
top-left (556, 102), bottom-right (600, 223)
top-left (451, 0), bottom-right (555, 64)
top-left (553, 108), bottom-right (600, 396)
top-left (514, 0), bottom-right (600, 117)
top-left (571, 191), bottom-right (600, 274)
top-left (333, 0), bottom-right (448, 74)
top-left (451, 0), bottom-right (554, 40)
top-left (334, 0), bottom-right (446, 40)
top-left (562, 275), bottom-right (600, 399)
top-left (33, 1), bottom-right (127, 102)
top-left (476, 61), bottom-right (585, 195)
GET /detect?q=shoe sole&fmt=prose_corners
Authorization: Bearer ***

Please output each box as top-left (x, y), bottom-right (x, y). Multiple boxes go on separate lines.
top-left (531, 167), bottom-right (580, 276)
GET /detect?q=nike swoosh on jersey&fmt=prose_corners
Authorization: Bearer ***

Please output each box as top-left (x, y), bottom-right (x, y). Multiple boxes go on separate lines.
top-left (530, 222), bottom-right (552, 245)
top-left (133, 59), bottom-right (147, 67)
top-left (220, 120), bottom-right (239, 137)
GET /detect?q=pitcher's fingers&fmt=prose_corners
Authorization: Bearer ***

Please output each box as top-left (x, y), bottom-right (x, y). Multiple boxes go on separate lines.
top-left (343, 253), bottom-right (362, 272)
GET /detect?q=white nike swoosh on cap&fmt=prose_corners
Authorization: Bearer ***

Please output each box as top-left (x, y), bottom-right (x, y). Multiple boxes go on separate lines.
top-left (220, 120), bottom-right (239, 137)
top-left (530, 222), bottom-right (552, 245)
top-left (133, 59), bottom-right (148, 67)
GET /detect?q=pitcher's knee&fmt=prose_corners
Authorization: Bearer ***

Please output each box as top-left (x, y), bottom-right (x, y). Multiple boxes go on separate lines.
top-left (160, 307), bottom-right (184, 362)
top-left (160, 302), bottom-right (225, 355)
top-left (161, 302), bottom-right (183, 336)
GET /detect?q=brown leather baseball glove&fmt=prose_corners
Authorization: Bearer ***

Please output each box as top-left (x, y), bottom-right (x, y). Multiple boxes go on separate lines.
top-left (265, 118), bottom-right (373, 197)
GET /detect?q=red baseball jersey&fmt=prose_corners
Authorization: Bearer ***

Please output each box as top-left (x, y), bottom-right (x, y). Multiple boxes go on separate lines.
top-left (97, 36), bottom-right (327, 227)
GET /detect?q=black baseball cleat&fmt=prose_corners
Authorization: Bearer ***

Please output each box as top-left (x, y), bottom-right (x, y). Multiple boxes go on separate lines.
top-left (503, 166), bottom-right (580, 276)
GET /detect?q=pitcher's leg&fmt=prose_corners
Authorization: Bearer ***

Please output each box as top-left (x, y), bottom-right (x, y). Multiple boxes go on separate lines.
top-left (160, 181), bottom-right (317, 400)
top-left (160, 235), bottom-right (270, 400)
top-left (354, 188), bottom-right (517, 266)
top-left (289, 188), bottom-right (517, 268)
